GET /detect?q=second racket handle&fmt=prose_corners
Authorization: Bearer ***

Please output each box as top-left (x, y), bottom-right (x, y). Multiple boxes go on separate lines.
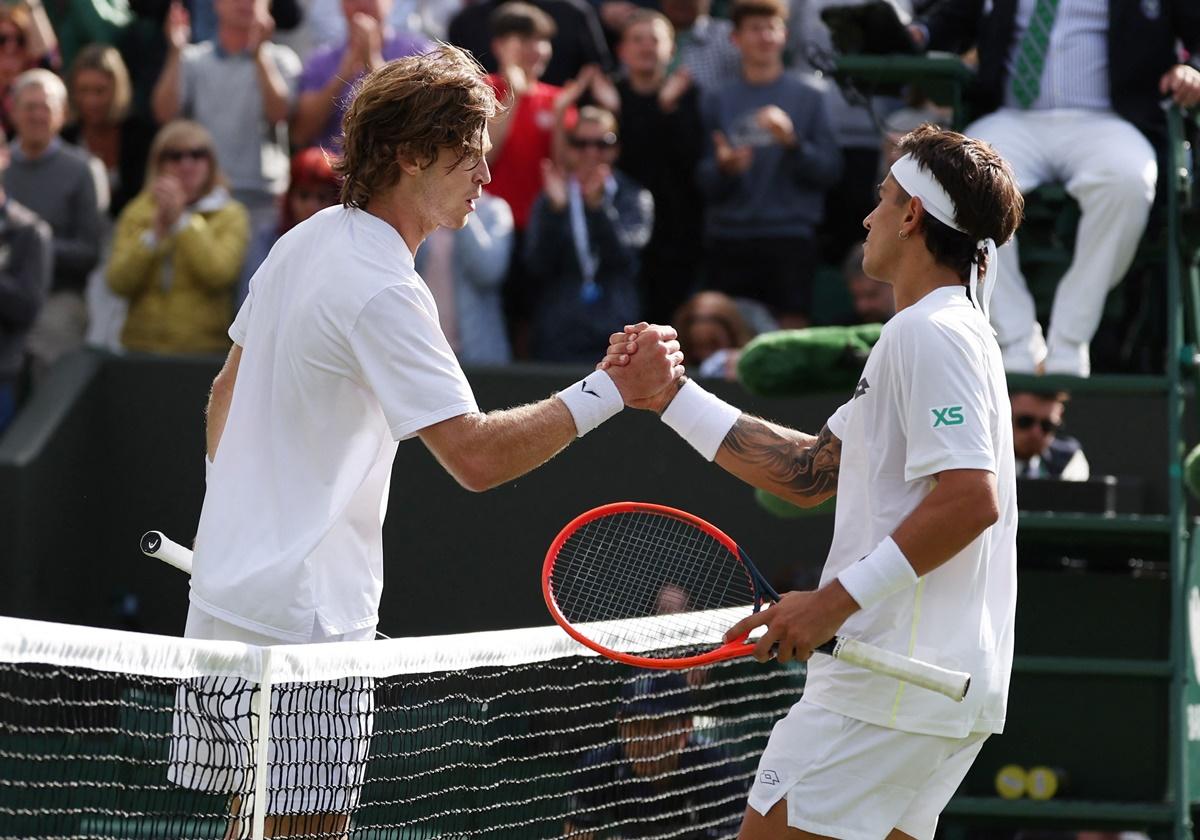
top-left (821, 636), bottom-right (971, 702)
top-left (140, 530), bottom-right (194, 575)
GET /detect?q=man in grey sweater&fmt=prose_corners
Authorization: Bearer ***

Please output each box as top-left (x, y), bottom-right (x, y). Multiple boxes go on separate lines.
top-left (4, 69), bottom-right (105, 377)
top-left (0, 127), bottom-right (53, 433)
top-left (698, 0), bottom-right (841, 328)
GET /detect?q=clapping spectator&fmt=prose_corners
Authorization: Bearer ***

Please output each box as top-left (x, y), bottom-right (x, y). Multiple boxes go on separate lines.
top-left (107, 120), bottom-right (249, 354)
top-left (0, 126), bottom-right (52, 432)
top-left (290, 0), bottom-right (430, 149)
top-left (415, 192), bottom-right (516, 365)
top-left (697, 0), bottom-right (841, 328)
top-left (237, 146), bottom-right (340, 306)
top-left (614, 9), bottom-right (705, 322)
top-left (525, 105), bottom-right (651, 361)
top-left (152, 0), bottom-right (302, 231)
top-left (6, 69), bottom-right (106, 376)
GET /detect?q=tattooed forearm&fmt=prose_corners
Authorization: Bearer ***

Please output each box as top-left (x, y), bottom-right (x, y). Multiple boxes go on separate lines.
top-left (721, 418), bottom-right (842, 500)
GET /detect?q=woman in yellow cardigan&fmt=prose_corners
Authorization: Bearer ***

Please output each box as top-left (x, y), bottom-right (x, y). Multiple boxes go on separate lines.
top-left (107, 119), bottom-right (249, 354)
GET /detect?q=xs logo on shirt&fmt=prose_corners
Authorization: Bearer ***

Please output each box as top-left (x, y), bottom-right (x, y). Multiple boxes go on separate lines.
top-left (932, 406), bottom-right (965, 427)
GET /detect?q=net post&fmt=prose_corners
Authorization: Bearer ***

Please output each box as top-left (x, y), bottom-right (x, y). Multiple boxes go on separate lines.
top-left (252, 645), bottom-right (275, 840)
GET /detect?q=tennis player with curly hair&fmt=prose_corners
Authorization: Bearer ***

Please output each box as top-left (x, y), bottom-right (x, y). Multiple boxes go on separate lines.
top-left (176, 44), bottom-right (684, 836)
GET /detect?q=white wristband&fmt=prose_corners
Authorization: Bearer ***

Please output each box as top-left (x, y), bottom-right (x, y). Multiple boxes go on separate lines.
top-left (558, 370), bottom-right (623, 437)
top-left (660, 379), bottom-right (741, 461)
top-left (837, 536), bottom-right (918, 611)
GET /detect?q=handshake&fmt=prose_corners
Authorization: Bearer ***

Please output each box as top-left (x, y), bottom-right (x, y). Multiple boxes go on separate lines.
top-left (595, 321), bottom-right (686, 414)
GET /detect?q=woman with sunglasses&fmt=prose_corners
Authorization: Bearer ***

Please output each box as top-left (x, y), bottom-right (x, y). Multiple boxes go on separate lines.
top-left (107, 119), bottom-right (249, 354)
top-left (0, 3), bottom-right (57, 136)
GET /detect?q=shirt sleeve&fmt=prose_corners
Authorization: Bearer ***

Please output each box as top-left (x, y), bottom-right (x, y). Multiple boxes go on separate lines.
top-left (900, 320), bottom-right (997, 482)
top-left (229, 276), bottom-right (253, 344)
top-left (348, 284), bottom-right (478, 440)
top-left (827, 398), bottom-right (853, 440)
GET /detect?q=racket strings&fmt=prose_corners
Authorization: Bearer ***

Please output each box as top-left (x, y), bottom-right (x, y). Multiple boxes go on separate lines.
top-left (549, 511), bottom-right (758, 659)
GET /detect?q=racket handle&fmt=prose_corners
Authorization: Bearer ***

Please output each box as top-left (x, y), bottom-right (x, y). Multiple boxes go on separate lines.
top-left (140, 530), bottom-right (194, 575)
top-left (817, 636), bottom-right (971, 702)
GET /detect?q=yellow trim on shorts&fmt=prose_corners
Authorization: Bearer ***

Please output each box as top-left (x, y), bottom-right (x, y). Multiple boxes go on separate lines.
top-left (888, 577), bottom-right (927, 726)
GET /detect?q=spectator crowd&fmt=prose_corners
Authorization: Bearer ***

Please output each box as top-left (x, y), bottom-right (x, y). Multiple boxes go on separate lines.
top-left (0, 0), bottom-right (1196, 433)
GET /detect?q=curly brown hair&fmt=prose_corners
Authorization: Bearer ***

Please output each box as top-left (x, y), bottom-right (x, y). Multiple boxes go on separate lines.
top-left (894, 124), bottom-right (1024, 286)
top-left (335, 44), bottom-right (501, 208)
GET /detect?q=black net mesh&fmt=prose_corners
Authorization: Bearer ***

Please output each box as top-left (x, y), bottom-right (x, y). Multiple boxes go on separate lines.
top-left (0, 648), bottom-right (803, 839)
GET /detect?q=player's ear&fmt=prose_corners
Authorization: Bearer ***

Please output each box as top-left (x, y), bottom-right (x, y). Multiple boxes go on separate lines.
top-left (395, 147), bottom-right (427, 177)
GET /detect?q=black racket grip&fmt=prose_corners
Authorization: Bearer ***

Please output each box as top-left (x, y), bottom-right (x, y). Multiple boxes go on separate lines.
top-left (767, 640), bottom-right (836, 657)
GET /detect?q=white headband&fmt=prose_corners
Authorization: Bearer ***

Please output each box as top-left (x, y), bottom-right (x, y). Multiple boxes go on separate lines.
top-left (889, 153), bottom-right (998, 321)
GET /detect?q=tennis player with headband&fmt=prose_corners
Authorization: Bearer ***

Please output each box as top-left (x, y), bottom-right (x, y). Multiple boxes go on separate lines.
top-left (178, 45), bottom-right (684, 837)
top-left (604, 124), bottom-right (1024, 840)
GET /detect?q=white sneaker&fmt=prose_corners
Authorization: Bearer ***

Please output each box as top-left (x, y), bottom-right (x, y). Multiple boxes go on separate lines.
top-left (1000, 327), bottom-right (1048, 374)
top-left (1043, 339), bottom-right (1090, 377)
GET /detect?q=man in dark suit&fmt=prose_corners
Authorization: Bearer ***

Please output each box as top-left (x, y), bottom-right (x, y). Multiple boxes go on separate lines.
top-left (911, 0), bottom-right (1200, 376)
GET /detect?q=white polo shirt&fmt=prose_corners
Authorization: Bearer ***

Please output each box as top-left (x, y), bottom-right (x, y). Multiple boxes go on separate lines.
top-left (802, 285), bottom-right (1018, 739)
top-left (191, 206), bottom-right (478, 641)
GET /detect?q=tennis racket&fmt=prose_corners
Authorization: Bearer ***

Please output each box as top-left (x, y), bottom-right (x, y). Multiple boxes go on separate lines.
top-left (542, 502), bottom-right (970, 702)
top-left (140, 530), bottom-right (193, 574)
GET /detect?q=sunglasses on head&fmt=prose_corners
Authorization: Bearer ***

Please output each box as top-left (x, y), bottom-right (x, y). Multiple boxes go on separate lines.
top-left (568, 133), bottom-right (618, 150)
top-left (161, 147), bottom-right (211, 164)
top-left (1014, 414), bottom-right (1061, 434)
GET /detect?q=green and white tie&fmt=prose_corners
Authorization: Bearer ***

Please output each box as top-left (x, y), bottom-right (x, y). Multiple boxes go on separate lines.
top-left (1009, 0), bottom-right (1061, 108)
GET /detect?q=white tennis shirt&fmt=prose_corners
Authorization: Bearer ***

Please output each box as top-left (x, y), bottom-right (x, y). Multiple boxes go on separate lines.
top-left (191, 206), bottom-right (478, 641)
top-left (803, 285), bottom-right (1017, 739)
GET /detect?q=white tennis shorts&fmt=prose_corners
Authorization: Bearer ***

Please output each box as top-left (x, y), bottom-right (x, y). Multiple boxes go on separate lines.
top-left (747, 699), bottom-right (987, 840)
top-left (168, 606), bottom-right (377, 815)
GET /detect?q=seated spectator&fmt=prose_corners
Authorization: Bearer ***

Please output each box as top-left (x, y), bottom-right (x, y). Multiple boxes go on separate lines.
top-left (447, 0), bottom-right (610, 87)
top-left (564, 673), bottom-right (742, 839)
top-left (841, 241), bottom-right (894, 324)
top-left (525, 105), bottom-right (651, 362)
top-left (415, 191), bottom-right (516, 365)
top-left (237, 146), bottom-right (340, 307)
top-left (660, 0), bottom-right (739, 94)
top-left (674, 290), bottom-right (753, 380)
top-left (291, 0), bottom-right (430, 149)
top-left (152, 0), bottom-right (302, 231)
top-left (912, 0), bottom-right (1200, 376)
top-left (697, 0), bottom-right (841, 328)
top-left (64, 44), bottom-right (157, 350)
top-left (614, 9), bottom-right (705, 323)
top-left (63, 44), bottom-right (154, 219)
top-left (1012, 390), bottom-right (1089, 481)
top-left (0, 127), bottom-right (52, 433)
top-left (6, 69), bottom-right (107, 377)
top-left (0, 4), bottom-right (58, 138)
top-left (107, 120), bottom-right (249, 354)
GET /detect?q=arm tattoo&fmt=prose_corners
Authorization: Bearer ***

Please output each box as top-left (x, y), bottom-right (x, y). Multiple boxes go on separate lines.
top-left (722, 419), bottom-right (842, 498)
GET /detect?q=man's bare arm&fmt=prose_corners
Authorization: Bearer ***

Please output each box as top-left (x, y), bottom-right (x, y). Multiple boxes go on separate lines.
top-left (206, 344), bottom-right (242, 460)
top-left (713, 418), bottom-right (841, 507)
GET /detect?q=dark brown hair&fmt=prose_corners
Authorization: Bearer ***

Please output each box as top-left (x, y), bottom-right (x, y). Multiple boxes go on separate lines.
top-left (489, 2), bottom-right (556, 39)
top-left (336, 44), bottom-right (500, 208)
top-left (894, 124), bottom-right (1024, 286)
top-left (730, 0), bottom-right (788, 29)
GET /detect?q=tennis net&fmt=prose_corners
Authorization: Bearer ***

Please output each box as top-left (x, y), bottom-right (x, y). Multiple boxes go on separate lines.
top-left (0, 615), bottom-right (804, 839)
